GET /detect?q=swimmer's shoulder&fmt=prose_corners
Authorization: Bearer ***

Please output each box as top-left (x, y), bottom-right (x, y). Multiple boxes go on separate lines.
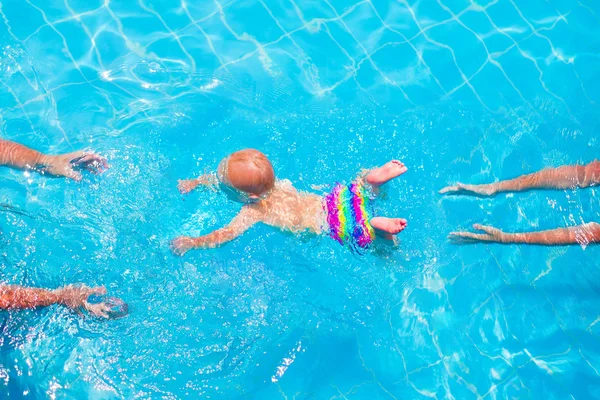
top-left (275, 179), bottom-right (324, 199)
top-left (275, 178), bottom-right (297, 192)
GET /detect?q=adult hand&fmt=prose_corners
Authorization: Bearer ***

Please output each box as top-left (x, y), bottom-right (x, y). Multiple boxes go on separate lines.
top-left (448, 224), bottom-right (506, 243)
top-left (43, 151), bottom-right (109, 181)
top-left (170, 236), bottom-right (197, 256)
top-left (54, 285), bottom-right (111, 318)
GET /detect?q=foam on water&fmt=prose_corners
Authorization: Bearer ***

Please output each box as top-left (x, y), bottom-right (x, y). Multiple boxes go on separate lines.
top-left (0, 0), bottom-right (599, 398)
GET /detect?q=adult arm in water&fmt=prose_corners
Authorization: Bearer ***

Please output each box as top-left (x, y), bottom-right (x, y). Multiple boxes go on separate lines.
top-left (0, 284), bottom-right (114, 318)
top-left (449, 222), bottom-right (600, 246)
top-left (0, 138), bottom-right (108, 181)
top-left (170, 206), bottom-right (260, 255)
top-left (177, 174), bottom-right (219, 194)
top-left (440, 160), bottom-right (600, 196)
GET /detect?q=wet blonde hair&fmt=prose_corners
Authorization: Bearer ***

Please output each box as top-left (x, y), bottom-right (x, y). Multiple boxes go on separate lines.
top-left (224, 149), bottom-right (275, 196)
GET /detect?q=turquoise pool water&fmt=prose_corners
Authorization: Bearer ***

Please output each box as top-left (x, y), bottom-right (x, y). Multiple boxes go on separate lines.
top-left (0, 0), bottom-right (599, 398)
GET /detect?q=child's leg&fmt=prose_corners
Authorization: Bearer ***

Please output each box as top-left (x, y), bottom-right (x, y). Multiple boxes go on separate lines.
top-left (370, 217), bottom-right (407, 240)
top-left (364, 160), bottom-right (408, 188)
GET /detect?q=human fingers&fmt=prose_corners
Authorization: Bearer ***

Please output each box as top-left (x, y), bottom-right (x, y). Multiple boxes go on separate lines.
top-left (78, 153), bottom-right (107, 166)
top-left (66, 151), bottom-right (86, 163)
top-left (65, 168), bottom-right (83, 182)
top-left (78, 153), bottom-right (109, 174)
top-left (177, 180), bottom-right (192, 194)
top-left (51, 164), bottom-right (83, 181)
top-left (448, 231), bottom-right (489, 243)
top-left (439, 185), bottom-right (460, 194)
top-left (85, 302), bottom-right (110, 318)
top-left (170, 237), bottom-right (190, 256)
top-left (473, 224), bottom-right (502, 235)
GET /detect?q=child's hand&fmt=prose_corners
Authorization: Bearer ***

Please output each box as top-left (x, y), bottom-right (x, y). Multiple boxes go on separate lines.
top-left (53, 285), bottom-right (111, 318)
top-left (178, 175), bottom-right (218, 194)
top-left (178, 179), bottom-right (199, 194)
top-left (170, 236), bottom-right (197, 256)
top-left (43, 151), bottom-right (109, 181)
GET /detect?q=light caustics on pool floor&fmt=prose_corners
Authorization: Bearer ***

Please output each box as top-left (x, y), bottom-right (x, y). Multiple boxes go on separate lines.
top-left (0, 0), bottom-right (599, 399)
top-left (0, 0), bottom-right (597, 139)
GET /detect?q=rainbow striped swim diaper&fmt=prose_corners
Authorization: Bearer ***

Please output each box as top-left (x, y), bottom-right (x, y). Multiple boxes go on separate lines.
top-left (324, 183), bottom-right (376, 251)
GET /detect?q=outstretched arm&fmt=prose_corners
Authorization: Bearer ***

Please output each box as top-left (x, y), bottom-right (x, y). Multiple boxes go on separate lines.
top-left (0, 138), bottom-right (45, 170)
top-left (171, 206), bottom-right (260, 255)
top-left (440, 161), bottom-right (600, 196)
top-left (449, 222), bottom-right (600, 246)
top-left (0, 284), bottom-right (114, 318)
top-left (0, 139), bottom-right (108, 181)
top-left (178, 173), bottom-right (218, 194)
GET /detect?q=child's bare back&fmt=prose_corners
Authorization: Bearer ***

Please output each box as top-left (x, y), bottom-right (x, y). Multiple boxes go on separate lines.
top-left (248, 180), bottom-right (325, 234)
top-left (171, 149), bottom-right (408, 255)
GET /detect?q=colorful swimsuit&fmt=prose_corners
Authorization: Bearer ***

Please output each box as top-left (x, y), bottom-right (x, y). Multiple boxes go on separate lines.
top-left (324, 183), bottom-right (376, 251)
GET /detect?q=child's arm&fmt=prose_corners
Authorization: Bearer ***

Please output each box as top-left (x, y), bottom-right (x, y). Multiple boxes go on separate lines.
top-left (449, 222), bottom-right (600, 245)
top-left (171, 206), bottom-right (260, 255)
top-left (178, 173), bottom-right (218, 194)
top-left (0, 284), bottom-right (113, 318)
top-left (0, 139), bottom-right (108, 181)
top-left (440, 161), bottom-right (600, 196)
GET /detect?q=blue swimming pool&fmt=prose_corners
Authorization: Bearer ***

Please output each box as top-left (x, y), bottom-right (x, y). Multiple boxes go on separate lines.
top-left (0, 0), bottom-right (599, 398)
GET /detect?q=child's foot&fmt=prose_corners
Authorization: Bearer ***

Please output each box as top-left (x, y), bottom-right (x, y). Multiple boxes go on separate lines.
top-left (370, 217), bottom-right (407, 237)
top-left (365, 160), bottom-right (408, 187)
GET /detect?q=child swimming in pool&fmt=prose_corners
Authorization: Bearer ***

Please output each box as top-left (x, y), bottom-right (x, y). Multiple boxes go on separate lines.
top-left (171, 149), bottom-right (408, 255)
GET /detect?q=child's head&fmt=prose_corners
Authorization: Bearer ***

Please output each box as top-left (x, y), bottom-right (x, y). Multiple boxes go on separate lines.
top-left (217, 149), bottom-right (275, 202)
